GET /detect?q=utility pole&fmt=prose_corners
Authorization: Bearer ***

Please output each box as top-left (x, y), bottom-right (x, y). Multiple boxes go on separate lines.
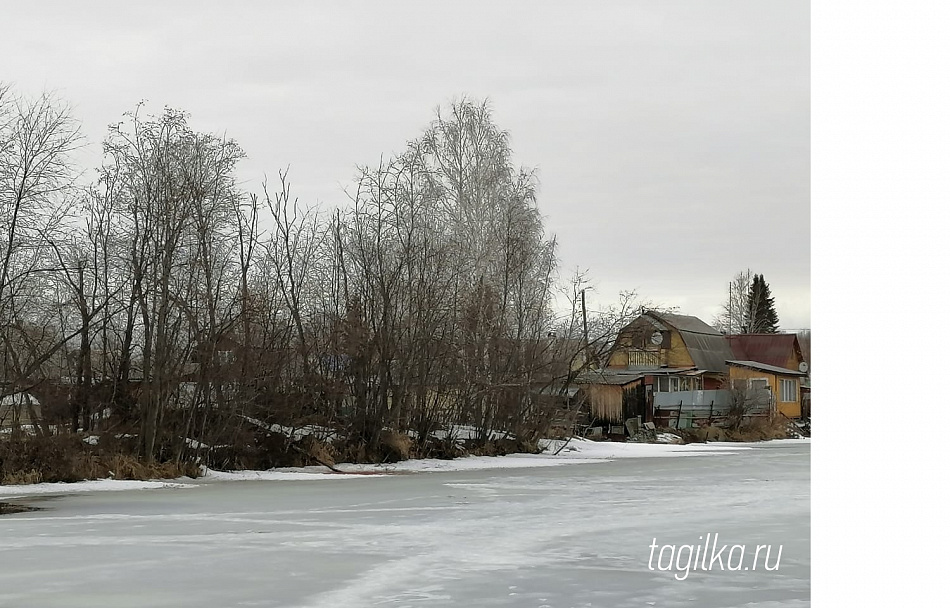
top-left (581, 288), bottom-right (590, 366)
top-left (729, 281), bottom-right (736, 334)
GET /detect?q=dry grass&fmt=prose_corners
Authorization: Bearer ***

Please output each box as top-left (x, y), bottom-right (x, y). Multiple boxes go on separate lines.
top-left (417, 436), bottom-right (466, 460)
top-left (725, 416), bottom-right (793, 441)
top-left (678, 416), bottom-right (796, 443)
top-left (306, 439), bottom-right (336, 467)
top-left (467, 437), bottom-right (540, 456)
top-left (0, 435), bottom-right (200, 485)
top-left (331, 430), bottom-right (417, 464)
top-left (380, 431), bottom-right (413, 462)
top-left (1, 469), bottom-right (42, 485)
top-left (679, 426), bottom-right (728, 443)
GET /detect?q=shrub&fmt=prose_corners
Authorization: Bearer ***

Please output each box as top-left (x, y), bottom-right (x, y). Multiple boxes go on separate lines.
top-left (0, 435), bottom-right (200, 485)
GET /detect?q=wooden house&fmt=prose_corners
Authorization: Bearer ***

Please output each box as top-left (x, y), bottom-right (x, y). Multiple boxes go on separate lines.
top-left (573, 314), bottom-right (813, 429)
top-left (576, 312), bottom-right (735, 424)
top-left (726, 333), bottom-right (809, 419)
top-left (607, 311), bottom-right (734, 386)
top-left (726, 360), bottom-right (807, 418)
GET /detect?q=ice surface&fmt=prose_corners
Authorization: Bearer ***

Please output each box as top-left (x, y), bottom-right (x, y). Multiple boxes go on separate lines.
top-left (0, 441), bottom-right (809, 607)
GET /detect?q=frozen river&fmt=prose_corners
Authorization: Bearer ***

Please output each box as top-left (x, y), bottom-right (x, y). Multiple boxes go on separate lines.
top-left (0, 441), bottom-right (809, 607)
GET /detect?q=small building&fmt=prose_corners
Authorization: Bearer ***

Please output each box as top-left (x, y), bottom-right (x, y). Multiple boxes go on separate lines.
top-left (726, 333), bottom-right (809, 419)
top-left (607, 311), bottom-right (735, 388)
top-left (575, 366), bottom-right (711, 425)
top-left (726, 360), bottom-right (807, 419)
top-left (572, 313), bottom-right (811, 431)
top-left (572, 312), bottom-right (737, 427)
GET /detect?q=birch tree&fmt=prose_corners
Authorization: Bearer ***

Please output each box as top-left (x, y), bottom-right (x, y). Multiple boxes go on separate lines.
top-left (0, 86), bottom-right (81, 426)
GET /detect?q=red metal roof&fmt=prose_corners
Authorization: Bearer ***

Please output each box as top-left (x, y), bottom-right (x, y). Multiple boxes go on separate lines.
top-left (725, 334), bottom-right (802, 368)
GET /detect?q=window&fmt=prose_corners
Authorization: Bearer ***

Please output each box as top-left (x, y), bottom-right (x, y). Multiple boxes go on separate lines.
top-left (732, 378), bottom-right (769, 392)
top-left (657, 376), bottom-right (703, 392)
top-left (780, 379), bottom-right (797, 402)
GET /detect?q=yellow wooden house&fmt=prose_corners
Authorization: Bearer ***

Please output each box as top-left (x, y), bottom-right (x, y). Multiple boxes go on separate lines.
top-left (607, 311), bottom-right (734, 387)
top-left (726, 360), bottom-right (806, 418)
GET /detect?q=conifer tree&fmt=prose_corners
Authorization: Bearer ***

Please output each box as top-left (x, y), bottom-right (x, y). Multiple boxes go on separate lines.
top-left (745, 274), bottom-right (780, 333)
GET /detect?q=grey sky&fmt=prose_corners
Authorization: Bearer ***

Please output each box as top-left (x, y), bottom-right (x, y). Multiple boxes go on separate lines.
top-left (3, 0), bottom-right (810, 329)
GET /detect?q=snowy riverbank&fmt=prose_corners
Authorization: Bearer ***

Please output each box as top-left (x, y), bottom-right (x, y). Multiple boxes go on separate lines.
top-left (0, 438), bottom-right (808, 499)
top-left (0, 440), bottom-right (811, 607)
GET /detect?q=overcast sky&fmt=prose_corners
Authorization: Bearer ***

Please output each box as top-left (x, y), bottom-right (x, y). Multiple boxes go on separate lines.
top-left (3, 0), bottom-right (809, 329)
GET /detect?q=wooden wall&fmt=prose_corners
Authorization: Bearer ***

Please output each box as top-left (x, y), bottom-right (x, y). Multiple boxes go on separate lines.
top-left (666, 331), bottom-right (694, 368)
top-left (607, 318), bottom-right (695, 370)
top-left (727, 366), bottom-right (801, 418)
top-left (587, 384), bottom-right (624, 423)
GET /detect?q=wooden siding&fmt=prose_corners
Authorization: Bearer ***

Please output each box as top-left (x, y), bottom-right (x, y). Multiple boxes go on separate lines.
top-left (728, 365), bottom-right (801, 418)
top-left (666, 331), bottom-right (694, 368)
top-left (607, 350), bottom-right (628, 368)
top-left (785, 350), bottom-right (804, 373)
top-left (587, 384), bottom-right (624, 423)
top-left (608, 317), bottom-right (695, 370)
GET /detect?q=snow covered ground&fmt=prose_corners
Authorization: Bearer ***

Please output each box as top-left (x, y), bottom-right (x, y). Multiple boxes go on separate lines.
top-left (0, 479), bottom-right (191, 498)
top-left (336, 438), bottom-right (755, 474)
top-left (0, 440), bottom-right (809, 607)
top-left (0, 438), bottom-right (770, 498)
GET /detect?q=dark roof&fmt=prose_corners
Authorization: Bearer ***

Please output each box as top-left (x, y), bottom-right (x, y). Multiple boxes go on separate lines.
top-left (646, 312), bottom-right (734, 373)
top-left (650, 312), bottom-right (721, 335)
top-left (726, 334), bottom-right (802, 368)
top-left (679, 333), bottom-right (735, 373)
top-left (726, 360), bottom-right (806, 376)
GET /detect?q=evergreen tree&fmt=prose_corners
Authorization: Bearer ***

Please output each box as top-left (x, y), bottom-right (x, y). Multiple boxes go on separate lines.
top-left (745, 274), bottom-right (780, 333)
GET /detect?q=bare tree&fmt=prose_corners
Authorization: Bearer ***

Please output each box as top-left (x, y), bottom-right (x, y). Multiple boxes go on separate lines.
top-left (2, 89), bottom-right (622, 475)
top-left (725, 378), bottom-right (772, 429)
top-left (0, 85), bottom-right (82, 427)
top-left (100, 104), bottom-right (245, 461)
top-left (547, 271), bottom-right (649, 453)
top-left (712, 269), bottom-right (753, 333)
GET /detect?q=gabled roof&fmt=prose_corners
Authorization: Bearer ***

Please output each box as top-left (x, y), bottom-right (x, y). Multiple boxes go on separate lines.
top-left (725, 334), bottom-right (802, 368)
top-left (651, 312), bottom-right (721, 336)
top-left (647, 312), bottom-right (734, 374)
top-left (726, 360), bottom-right (806, 377)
